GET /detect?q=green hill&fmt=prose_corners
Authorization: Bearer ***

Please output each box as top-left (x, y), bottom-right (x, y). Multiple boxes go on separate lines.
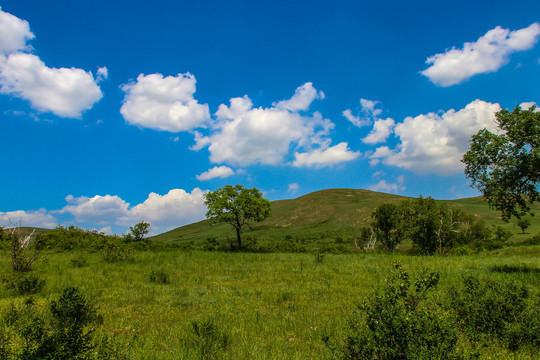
top-left (152, 188), bottom-right (540, 245)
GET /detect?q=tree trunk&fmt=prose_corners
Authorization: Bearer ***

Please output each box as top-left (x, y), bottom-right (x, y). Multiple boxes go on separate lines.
top-left (236, 227), bottom-right (242, 249)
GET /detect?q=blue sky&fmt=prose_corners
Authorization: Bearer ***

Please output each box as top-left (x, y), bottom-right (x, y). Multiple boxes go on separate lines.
top-left (1, 0), bottom-right (539, 234)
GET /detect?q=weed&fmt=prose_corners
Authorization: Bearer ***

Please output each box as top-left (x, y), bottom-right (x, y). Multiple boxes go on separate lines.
top-left (187, 318), bottom-right (231, 359)
top-left (149, 269), bottom-right (170, 284)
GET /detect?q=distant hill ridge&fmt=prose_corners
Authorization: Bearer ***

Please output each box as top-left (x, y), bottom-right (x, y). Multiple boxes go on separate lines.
top-left (151, 188), bottom-right (540, 243)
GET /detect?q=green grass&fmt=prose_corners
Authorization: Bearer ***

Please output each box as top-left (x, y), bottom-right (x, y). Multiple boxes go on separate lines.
top-left (151, 189), bottom-right (540, 246)
top-left (1, 246), bottom-right (539, 359)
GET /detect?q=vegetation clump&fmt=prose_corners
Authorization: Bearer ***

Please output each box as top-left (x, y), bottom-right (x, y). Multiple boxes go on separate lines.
top-left (336, 264), bottom-right (457, 359)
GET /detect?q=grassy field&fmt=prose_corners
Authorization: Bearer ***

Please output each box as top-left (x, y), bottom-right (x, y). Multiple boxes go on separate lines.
top-left (1, 246), bottom-right (539, 359)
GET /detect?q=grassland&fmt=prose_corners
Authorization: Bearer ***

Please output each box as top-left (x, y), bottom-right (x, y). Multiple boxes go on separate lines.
top-left (1, 246), bottom-right (539, 359)
top-left (152, 189), bottom-right (540, 247)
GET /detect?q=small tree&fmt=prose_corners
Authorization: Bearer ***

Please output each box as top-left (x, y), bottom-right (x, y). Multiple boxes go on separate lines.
top-left (129, 221), bottom-right (150, 241)
top-left (204, 185), bottom-right (271, 250)
top-left (516, 218), bottom-right (531, 234)
top-left (462, 105), bottom-right (540, 221)
top-left (370, 203), bottom-right (402, 250)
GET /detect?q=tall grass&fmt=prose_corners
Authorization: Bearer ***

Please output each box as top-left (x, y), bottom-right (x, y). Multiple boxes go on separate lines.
top-left (0, 247), bottom-right (538, 359)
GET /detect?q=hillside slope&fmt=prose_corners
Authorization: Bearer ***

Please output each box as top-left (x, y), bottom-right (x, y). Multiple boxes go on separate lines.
top-left (152, 188), bottom-right (540, 244)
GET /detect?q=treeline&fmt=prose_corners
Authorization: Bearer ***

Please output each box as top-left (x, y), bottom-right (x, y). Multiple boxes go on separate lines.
top-left (358, 196), bottom-right (522, 255)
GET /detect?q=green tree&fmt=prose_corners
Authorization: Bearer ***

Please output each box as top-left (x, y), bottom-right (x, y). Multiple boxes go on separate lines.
top-left (128, 221), bottom-right (150, 241)
top-left (371, 203), bottom-right (402, 250)
top-left (204, 185), bottom-right (271, 249)
top-left (516, 218), bottom-right (531, 234)
top-left (462, 105), bottom-right (540, 220)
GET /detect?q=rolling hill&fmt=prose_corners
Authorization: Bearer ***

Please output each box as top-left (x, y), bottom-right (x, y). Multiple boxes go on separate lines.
top-left (151, 188), bottom-right (540, 244)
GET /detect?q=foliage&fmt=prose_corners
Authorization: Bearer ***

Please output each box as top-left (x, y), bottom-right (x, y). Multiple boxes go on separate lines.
top-left (0, 286), bottom-right (114, 360)
top-left (37, 225), bottom-right (115, 251)
top-left (449, 275), bottom-right (539, 351)
top-left (337, 264), bottom-right (457, 359)
top-left (125, 221), bottom-right (150, 242)
top-left (101, 237), bottom-right (132, 263)
top-left (204, 184), bottom-right (271, 249)
top-left (462, 105), bottom-right (540, 220)
top-left (517, 218), bottom-right (531, 234)
top-left (3, 272), bottom-right (45, 296)
top-left (370, 203), bottom-right (402, 250)
top-left (1, 226), bottom-right (44, 272)
top-left (149, 269), bottom-right (170, 284)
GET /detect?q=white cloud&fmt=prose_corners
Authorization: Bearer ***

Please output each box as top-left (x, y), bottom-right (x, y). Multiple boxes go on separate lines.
top-left (368, 176), bottom-right (405, 194)
top-left (422, 23), bottom-right (540, 86)
top-left (58, 188), bottom-right (208, 234)
top-left (0, 53), bottom-right (103, 118)
top-left (363, 118), bottom-right (395, 144)
top-left (520, 101), bottom-right (538, 111)
top-left (196, 166), bottom-right (235, 181)
top-left (288, 183), bottom-right (300, 195)
top-left (96, 66), bottom-right (108, 82)
top-left (60, 194), bottom-right (130, 224)
top-left (371, 99), bottom-right (501, 175)
top-left (0, 209), bottom-right (57, 228)
top-left (292, 142), bottom-right (360, 168)
top-left (343, 98), bottom-right (383, 127)
top-left (193, 83), bottom-right (337, 166)
top-left (273, 82), bottom-right (325, 111)
top-left (0, 9), bottom-right (34, 55)
top-left (0, 9), bottom-right (104, 118)
top-left (122, 188), bottom-right (207, 232)
top-left (120, 73), bottom-right (210, 132)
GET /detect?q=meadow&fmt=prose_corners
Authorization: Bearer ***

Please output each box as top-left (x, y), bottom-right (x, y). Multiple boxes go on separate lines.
top-left (1, 245), bottom-right (539, 359)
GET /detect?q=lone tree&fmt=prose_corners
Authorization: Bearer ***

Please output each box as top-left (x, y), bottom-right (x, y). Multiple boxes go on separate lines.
top-left (516, 218), bottom-right (531, 234)
top-left (204, 185), bottom-right (271, 249)
top-left (462, 105), bottom-right (540, 220)
top-left (128, 221), bottom-right (150, 241)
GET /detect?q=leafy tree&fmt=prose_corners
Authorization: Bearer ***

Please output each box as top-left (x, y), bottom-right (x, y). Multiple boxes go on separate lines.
top-left (128, 221), bottom-right (150, 241)
top-left (516, 218), bottom-right (531, 234)
top-left (462, 105), bottom-right (540, 220)
top-left (204, 185), bottom-right (271, 249)
top-left (371, 203), bottom-right (402, 250)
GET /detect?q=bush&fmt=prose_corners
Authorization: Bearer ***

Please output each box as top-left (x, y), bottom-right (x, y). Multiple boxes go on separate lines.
top-left (336, 264), bottom-right (457, 359)
top-left (0, 286), bottom-right (116, 359)
top-left (101, 238), bottom-right (132, 263)
top-left (3, 273), bottom-right (45, 296)
top-left (449, 275), bottom-right (539, 351)
top-left (149, 269), bottom-right (170, 284)
top-left (185, 318), bottom-right (230, 359)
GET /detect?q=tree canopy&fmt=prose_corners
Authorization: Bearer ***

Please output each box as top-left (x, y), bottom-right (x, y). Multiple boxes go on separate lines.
top-left (462, 105), bottom-right (540, 220)
top-left (204, 185), bottom-right (271, 249)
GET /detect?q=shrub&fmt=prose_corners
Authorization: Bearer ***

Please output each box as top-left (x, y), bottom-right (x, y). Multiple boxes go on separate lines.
top-left (149, 269), bottom-right (170, 284)
top-left (101, 238), bottom-right (132, 263)
top-left (449, 275), bottom-right (539, 351)
top-left (337, 264), bottom-right (457, 359)
top-left (3, 272), bottom-right (46, 295)
top-left (0, 286), bottom-right (115, 359)
top-left (186, 318), bottom-right (230, 359)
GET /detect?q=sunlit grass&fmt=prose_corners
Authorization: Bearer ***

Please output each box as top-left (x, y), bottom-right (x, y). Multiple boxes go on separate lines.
top-left (1, 246), bottom-right (539, 359)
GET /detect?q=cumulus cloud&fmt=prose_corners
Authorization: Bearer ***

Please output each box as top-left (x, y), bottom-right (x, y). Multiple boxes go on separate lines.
top-left (0, 8), bottom-right (34, 55)
top-left (343, 98), bottom-right (383, 127)
top-left (520, 101), bottom-right (538, 111)
top-left (363, 118), bottom-right (395, 144)
top-left (0, 9), bottom-right (104, 118)
top-left (120, 73), bottom-right (210, 132)
top-left (292, 142), bottom-right (360, 168)
top-left (59, 194), bottom-right (130, 224)
top-left (371, 100), bottom-right (501, 175)
top-left (121, 188), bottom-right (207, 231)
top-left (58, 188), bottom-right (207, 233)
top-left (422, 23), bottom-right (540, 86)
top-left (196, 166), bottom-right (235, 181)
top-left (273, 82), bottom-right (325, 111)
top-left (193, 83), bottom-right (341, 166)
top-left (0, 209), bottom-right (57, 228)
top-left (0, 53), bottom-right (104, 118)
